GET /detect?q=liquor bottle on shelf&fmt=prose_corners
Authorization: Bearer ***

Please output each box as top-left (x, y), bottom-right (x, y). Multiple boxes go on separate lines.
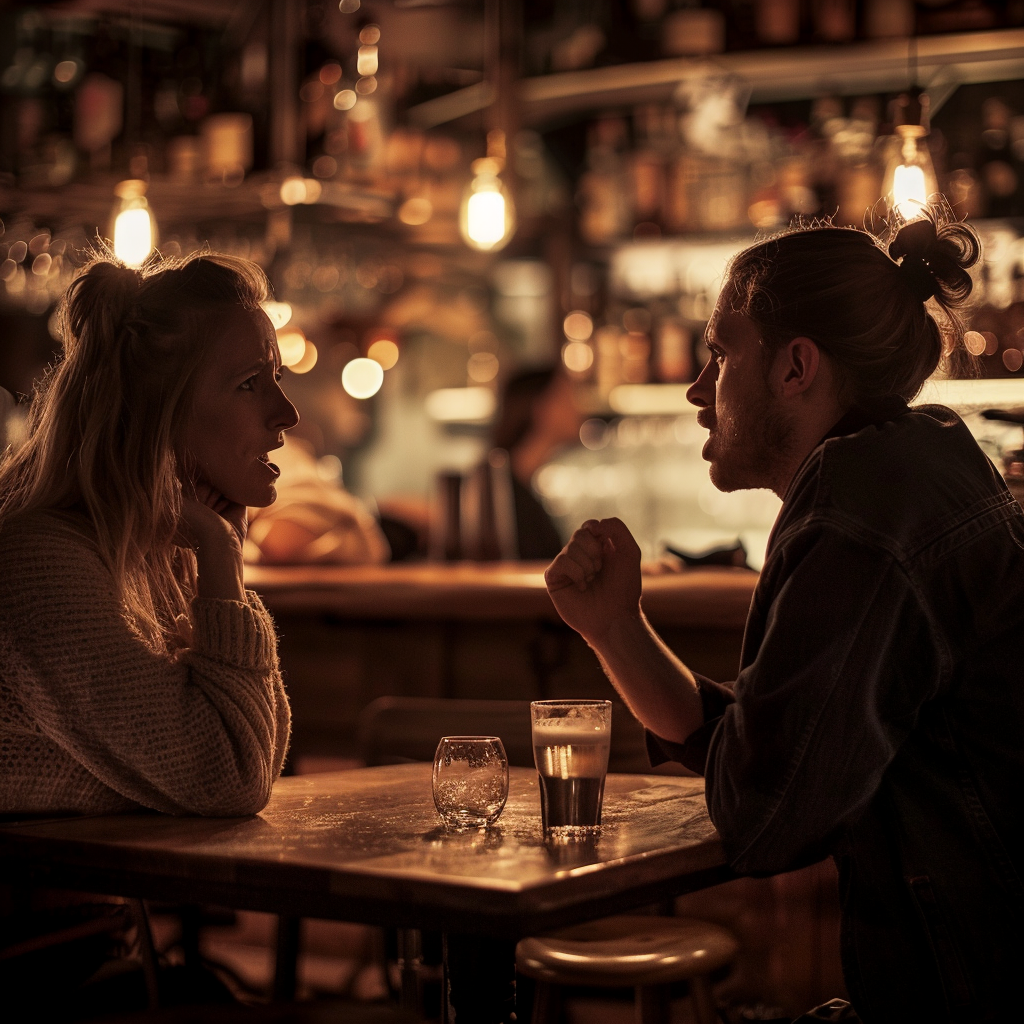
top-left (578, 117), bottom-right (632, 246)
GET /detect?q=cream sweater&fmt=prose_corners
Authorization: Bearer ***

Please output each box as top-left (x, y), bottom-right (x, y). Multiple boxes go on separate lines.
top-left (0, 511), bottom-right (290, 817)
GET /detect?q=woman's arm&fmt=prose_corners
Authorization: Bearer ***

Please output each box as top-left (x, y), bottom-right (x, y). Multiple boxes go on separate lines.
top-left (1, 513), bottom-right (289, 816)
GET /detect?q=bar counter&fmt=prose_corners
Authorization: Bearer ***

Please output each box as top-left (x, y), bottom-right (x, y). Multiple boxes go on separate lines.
top-left (242, 562), bottom-right (758, 762)
top-left (243, 561), bottom-right (758, 628)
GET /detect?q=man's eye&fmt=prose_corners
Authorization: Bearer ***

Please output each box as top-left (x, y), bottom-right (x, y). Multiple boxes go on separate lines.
top-left (275, 370), bottom-right (284, 383)
top-left (240, 375), bottom-right (258, 391)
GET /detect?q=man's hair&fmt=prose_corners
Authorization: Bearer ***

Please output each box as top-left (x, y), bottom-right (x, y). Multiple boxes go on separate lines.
top-left (0, 248), bottom-right (269, 652)
top-left (725, 205), bottom-right (981, 403)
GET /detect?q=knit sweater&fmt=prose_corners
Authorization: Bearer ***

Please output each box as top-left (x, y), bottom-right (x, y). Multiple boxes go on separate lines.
top-left (0, 510), bottom-right (290, 817)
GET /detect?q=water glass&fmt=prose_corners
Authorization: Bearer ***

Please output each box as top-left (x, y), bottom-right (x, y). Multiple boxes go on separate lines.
top-left (531, 700), bottom-right (612, 835)
top-left (432, 736), bottom-right (509, 831)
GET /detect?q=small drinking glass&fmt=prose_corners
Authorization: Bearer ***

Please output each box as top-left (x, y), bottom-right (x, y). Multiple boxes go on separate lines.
top-left (432, 736), bottom-right (509, 831)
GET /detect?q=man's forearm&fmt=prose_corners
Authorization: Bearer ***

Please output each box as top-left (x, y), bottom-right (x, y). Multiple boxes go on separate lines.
top-left (589, 611), bottom-right (705, 744)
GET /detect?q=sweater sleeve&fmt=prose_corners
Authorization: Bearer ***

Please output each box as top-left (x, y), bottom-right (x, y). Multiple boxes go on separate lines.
top-left (0, 515), bottom-right (290, 816)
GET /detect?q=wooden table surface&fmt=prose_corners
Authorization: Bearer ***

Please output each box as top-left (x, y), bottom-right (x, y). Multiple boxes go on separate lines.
top-left (0, 765), bottom-right (731, 938)
top-left (243, 562), bottom-right (758, 629)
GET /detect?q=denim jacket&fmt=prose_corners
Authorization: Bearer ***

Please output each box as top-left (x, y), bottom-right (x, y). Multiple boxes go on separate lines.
top-left (650, 401), bottom-right (1024, 1022)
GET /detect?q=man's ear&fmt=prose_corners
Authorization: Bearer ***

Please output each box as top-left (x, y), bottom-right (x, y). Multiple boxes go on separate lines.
top-left (776, 336), bottom-right (821, 398)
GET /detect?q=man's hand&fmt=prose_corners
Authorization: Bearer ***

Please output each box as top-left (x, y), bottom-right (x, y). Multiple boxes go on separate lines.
top-left (544, 518), bottom-right (642, 646)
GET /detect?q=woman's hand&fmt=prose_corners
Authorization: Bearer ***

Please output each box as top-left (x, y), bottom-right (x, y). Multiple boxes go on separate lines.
top-left (177, 479), bottom-right (247, 602)
top-left (544, 518), bottom-right (643, 647)
top-left (177, 480), bottom-right (248, 552)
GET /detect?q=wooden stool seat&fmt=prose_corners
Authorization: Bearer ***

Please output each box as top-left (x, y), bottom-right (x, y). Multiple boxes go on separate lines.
top-left (517, 915), bottom-right (738, 1024)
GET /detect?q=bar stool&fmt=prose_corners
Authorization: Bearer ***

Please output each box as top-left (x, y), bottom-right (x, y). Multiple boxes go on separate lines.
top-left (516, 914), bottom-right (738, 1024)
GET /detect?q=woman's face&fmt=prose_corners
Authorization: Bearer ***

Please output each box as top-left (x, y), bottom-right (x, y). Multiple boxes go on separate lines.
top-left (182, 307), bottom-right (299, 508)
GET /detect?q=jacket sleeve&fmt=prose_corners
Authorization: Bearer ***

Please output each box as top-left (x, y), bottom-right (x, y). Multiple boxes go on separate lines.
top-left (1, 520), bottom-right (290, 817)
top-left (692, 522), bottom-right (941, 875)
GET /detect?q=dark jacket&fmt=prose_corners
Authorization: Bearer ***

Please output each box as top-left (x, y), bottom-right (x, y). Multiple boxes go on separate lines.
top-left (650, 401), bottom-right (1024, 1023)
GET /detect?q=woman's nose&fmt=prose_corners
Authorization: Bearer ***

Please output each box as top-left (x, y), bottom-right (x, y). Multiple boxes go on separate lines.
top-left (273, 387), bottom-right (300, 430)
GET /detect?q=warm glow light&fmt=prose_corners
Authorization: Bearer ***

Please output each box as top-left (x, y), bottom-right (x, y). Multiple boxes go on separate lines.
top-left (563, 311), bottom-right (594, 342)
top-left (357, 45), bottom-right (378, 77)
top-left (334, 89), bottom-right (357, 111)
top-left (368, 338), bottom-right (399, 370)
top-left (964, 331), bottom-right (987, 356)
top-left (459, 157), bottom-right (516, 252)
top-left (278, 330), bottom-right (307, 367)
top-left (562, 341), bottom-right (594, 373)
top-left (261, 301), bottom-right (293, 330)
top-left (342, 357), bottom-right (384, 399)
top-left (280, 177), bottom-right (322, 205)
top-left (884, 127), bottom-right (938, 222)
top-left (467, 351), bottom-right (499, 382)
top-left (54, 60), bottom-right (78, 84)
top-left (291, 341), bottom-right (318, 374)
top-left (893, 164), bottom-right (927, 219)
top-left (424, 387), bottom-right (496, 423)
top-left (467, 190), bottom-right (506, 247)
top-left (338, 0), bottom-right (360, 11)
top-left (113, 208), bottom-right (153, 267)
top-left (398, 196), bottom-right (433, 226)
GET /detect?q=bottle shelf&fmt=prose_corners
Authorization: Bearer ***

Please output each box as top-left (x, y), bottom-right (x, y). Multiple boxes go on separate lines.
top-left (408, 27), bottom-right (1024, 130)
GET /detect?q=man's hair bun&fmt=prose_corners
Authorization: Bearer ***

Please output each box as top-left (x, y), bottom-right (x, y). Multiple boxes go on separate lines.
top-left (888, 211), bottom-right (979, 310)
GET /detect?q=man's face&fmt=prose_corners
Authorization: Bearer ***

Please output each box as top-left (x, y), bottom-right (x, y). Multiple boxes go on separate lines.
top-left (686, 291), bottom-right (794, 493)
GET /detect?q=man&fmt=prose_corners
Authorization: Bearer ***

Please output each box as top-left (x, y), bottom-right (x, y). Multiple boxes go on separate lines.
top-left (545, 217), bottom-right (1023, 1023)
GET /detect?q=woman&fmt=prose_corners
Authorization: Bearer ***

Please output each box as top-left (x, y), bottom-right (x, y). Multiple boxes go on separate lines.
top-left (0, 250), bottom-right (298, 818)
top-left (491, 367), bottom-right (583, 560)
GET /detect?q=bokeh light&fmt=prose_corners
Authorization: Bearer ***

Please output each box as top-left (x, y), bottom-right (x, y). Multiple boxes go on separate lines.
top-left (342, 357), bottom-right (384, 398)
top-left (291, 341), bottom-right (318, 374)
top-left (368, 338), bottom-right (400, 370)
top-left (277, 330), bottom-right (307, 367)
top-left (562, 341), bottom-right (594, 373)
top-left (468, 351), bottom-right (499, 382)
top-left (563, 310), bottom-right (593, 342)
top-left (261, 301), bottom-right (293, 330)
top-left (334, 89), bottom-right (357, 111)
top-left (398, 197), bottom-right (433, 226)
top-left (963, 331), bottom-right (986, 356)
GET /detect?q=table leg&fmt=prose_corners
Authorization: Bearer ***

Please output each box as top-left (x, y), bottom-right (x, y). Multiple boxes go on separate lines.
top-left (443, 933), bottom-right (516, 1024)
top-left (273, 914), bottom-right (301, 1001)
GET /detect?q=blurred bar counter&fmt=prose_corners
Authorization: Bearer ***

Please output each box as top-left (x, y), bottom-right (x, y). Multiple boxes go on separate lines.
top-left (244, 562), bottom-right (757, 762)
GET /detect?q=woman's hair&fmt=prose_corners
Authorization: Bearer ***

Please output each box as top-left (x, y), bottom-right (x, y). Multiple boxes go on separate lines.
top-left (725, 204), bottom-right (981, 403)
top-left (0, 248), bottom-right (269, 652)
top-left (492, 366), bottom-right (558, 452)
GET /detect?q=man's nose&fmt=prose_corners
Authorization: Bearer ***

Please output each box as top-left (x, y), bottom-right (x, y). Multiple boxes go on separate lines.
top-left (687, 362), bottom-right (715, 409)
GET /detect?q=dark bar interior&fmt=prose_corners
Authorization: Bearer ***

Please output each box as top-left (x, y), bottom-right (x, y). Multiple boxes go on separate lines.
top-left (2, 2), bottom-right (1023, 1022)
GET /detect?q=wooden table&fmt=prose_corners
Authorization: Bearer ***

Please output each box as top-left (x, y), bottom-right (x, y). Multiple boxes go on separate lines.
top-left (0, 765), bottom-right (731, 1023)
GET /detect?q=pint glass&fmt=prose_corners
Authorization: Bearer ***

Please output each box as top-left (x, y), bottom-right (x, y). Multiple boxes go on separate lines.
top-left (530, 700), bottom-right (612, 834)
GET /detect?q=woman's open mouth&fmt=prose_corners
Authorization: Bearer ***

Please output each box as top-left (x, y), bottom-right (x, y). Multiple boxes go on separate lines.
top-left (256, 453), bottom-right (281, 478)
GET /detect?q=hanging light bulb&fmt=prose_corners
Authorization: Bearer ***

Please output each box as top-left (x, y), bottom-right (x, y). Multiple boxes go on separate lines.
top-left (459, 131), bottom-right (516, 252)
top-left (883, 92), bottom-right (938, 222)
top-left (112, 179), bottom-right (156, 267)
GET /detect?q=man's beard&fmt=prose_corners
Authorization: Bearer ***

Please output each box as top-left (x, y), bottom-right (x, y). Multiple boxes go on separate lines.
top-left (701, 384), bottom-right (794, 493)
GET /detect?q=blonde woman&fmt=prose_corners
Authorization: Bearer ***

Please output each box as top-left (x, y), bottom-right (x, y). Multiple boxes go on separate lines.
top-left (0, 251), bottom-right (298, 818)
